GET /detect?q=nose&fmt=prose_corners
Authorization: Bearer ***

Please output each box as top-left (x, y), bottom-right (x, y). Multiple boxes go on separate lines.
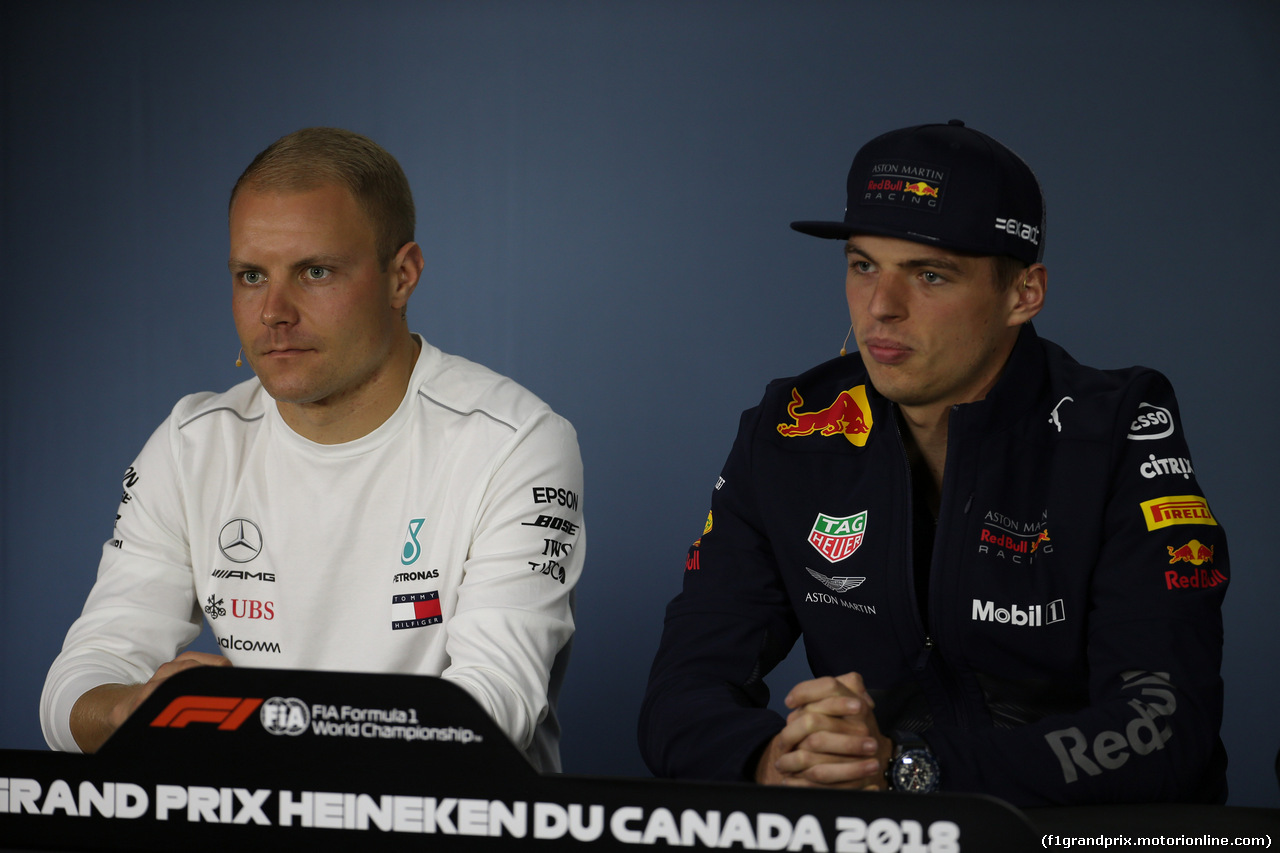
top-left (864, 271), bottom-right (909, 324)
top-left (259, 279), bottom-right (298, 327)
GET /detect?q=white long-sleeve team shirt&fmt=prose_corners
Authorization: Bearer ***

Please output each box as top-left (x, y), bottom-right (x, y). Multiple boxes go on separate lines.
top-left (41, 337), bottom-right (584, 771)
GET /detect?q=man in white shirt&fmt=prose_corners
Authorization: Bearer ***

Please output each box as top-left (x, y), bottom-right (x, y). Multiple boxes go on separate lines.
top-left (41, 127), bottom-right (585, 772)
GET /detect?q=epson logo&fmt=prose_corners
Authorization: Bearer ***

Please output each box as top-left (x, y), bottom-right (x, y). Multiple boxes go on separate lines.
top-left (212, 569), bottom-right (276, 582)
top-left (972, 598), bottom-right (1065, 627)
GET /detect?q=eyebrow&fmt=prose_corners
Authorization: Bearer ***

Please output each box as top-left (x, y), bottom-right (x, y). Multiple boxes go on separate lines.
top-left (845, 240), bottom-right (966, 274)
top-left (227, 254), bottom-right (350, 271)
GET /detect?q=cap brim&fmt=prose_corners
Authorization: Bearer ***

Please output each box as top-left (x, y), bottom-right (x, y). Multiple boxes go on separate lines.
top-left (793, 220), bottom-right (1009, 259)
top-left (790, 220), bottom-right (855, 239)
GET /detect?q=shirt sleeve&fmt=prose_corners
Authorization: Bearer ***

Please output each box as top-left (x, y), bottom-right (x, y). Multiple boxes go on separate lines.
top-left (924, 372), bottom-right (1228, 805)
top-left (639, 404), bottom-right (799, 781)
top-left (438, 410), bottom-right (585, 766)
top-left (39, 411), bottom-right (203, 752)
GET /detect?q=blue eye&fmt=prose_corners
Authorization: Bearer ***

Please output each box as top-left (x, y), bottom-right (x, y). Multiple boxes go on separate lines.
top-left (241, 271), bottom-right (264, 285)
top-left (305, 267), bottom-right (329, 281)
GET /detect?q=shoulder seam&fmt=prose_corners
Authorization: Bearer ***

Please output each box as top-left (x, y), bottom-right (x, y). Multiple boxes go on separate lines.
top-left (178, 407), bottom-right (265, 429)
top-left (416, 389), bottom-right (519, 432)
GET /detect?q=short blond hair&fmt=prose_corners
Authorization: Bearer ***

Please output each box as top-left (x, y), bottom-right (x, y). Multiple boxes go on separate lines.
top-left (231, 127), bottom-right (415, 266)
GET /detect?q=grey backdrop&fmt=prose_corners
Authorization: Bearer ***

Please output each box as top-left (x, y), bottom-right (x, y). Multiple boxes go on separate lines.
top-left (3, 1), bottom-right (1277, 807)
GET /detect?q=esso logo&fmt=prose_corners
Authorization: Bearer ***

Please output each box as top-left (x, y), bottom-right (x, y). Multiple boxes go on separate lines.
top-left (1127, 403), bottom-right (1174, 441)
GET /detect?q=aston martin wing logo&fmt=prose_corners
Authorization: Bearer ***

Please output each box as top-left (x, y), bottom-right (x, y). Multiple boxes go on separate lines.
top-left (805, 566), bottom-right (866, 594)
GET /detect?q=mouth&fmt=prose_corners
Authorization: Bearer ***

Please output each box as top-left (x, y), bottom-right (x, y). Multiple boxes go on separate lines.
top-left (260, 346), bottom-right (315, 359)
top-left (861, 336), bottom-right (913, 365)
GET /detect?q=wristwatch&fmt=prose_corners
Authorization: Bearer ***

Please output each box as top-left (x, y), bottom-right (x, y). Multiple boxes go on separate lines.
top-left (887, 732), bottom-right (940, 793)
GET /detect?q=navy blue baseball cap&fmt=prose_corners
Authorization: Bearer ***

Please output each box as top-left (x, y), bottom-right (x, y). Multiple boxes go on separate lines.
top-left (791, 120), bottom-right (1046, 265)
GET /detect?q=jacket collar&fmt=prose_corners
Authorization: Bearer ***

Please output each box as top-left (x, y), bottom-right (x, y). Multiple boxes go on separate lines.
top-left (949, 322), bottom-right (1047, 433)
top-left (862, 322), bottom-right (1047, 434)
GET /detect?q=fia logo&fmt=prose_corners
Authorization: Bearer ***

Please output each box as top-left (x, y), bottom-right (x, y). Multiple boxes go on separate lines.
top-left (401, 518), bottom-right (426, 565)
top-left (260, 697), bottom-right (310, 736)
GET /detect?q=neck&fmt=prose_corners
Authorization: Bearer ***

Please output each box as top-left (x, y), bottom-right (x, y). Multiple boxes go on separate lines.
top-left (897, 404), bottom-right (949, 512)
top-left (278, 331), bottom-right (421, 445)
top-left (893, 329), bottom-right (1021, 505)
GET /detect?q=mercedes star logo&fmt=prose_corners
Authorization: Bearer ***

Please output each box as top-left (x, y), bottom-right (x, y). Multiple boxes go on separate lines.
top-left (219, 518), bottom-right (264, 563)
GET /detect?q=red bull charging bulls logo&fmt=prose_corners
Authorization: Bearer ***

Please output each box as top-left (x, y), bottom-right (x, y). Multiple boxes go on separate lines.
top-left (1167, 539), bottom-right (1213, 566)
top-left (1165, 539), bottom-right (1225, 590)
top-left (902, 181), bottom-right (939, 198)
top-left (777, 385), bottom-right (874, 447)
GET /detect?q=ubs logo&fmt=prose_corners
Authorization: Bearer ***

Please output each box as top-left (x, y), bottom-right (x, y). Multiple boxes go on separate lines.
top-left (219, 518), bottom-right (263, 563)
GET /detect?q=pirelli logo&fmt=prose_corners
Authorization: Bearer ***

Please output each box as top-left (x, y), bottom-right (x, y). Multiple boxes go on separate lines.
top-left (150, 696), bottom-right (263, 730)
top-left (1140, 495), bottom-right (1217, 531)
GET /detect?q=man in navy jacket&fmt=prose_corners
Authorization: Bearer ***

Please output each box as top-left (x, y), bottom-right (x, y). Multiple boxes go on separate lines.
top-left (639, 121), bottom-right (1228, 806)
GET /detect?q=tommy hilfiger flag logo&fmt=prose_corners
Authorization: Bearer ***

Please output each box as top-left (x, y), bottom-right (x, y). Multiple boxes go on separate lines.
top-left (391, 591), bottom-right (442, 630)
top-left (808, 511), bottom-right (868, 563)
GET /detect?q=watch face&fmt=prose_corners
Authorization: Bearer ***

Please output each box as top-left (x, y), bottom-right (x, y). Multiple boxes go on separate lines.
top-left (891, 748), bottom-right (940, 793)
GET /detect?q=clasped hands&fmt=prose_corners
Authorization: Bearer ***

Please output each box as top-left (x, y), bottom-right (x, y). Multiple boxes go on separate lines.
top-left (755, 671), bottom-right (893, 789)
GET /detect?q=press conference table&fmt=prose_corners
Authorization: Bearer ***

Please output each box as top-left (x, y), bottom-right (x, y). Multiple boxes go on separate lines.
top-left (2, 669), bottom-right (1274, 852)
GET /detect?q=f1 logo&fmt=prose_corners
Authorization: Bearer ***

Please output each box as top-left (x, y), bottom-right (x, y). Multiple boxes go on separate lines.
top-left (150, 696), bottom-right (264, 730)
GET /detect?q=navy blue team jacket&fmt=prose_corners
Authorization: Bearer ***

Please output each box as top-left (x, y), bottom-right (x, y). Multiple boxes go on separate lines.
top-left (639, 325), bottom-right (1228, 806)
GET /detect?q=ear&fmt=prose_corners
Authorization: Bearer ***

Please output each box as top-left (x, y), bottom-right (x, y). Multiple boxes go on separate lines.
top-left (387, 241), bottom-right (424, 309)
top-left (1007, 263), bottom-right (1046, 326)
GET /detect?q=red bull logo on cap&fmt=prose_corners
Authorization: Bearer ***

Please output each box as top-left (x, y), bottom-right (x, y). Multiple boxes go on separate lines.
top-left (903, 181), bottom-right (939, 198)
top-left (1140, 495), bottom-right (1218, 531)
top-left (777, 385), bottom-right (874, 447)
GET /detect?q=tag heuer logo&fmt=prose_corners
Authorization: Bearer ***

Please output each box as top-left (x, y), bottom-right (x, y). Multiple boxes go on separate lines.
top-left (808, 511), bottom-right (868, 563)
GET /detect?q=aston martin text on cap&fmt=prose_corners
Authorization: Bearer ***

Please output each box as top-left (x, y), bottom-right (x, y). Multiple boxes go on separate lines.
top-left (791, 120), bottom-right (1045, 265)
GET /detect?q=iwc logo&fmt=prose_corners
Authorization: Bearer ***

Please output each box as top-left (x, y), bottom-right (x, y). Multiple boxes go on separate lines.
top-left (260, 696), bottom-right (310, 736)
top-left (219, 518), bottom-right (263, 563)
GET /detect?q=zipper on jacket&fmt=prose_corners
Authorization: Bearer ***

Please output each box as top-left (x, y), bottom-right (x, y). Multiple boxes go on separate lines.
top-left (890, 411), bottom-right (929, 643)
top-left (926, 405), bottom-right (974, 729)
top-left (914, 636), bottom-right (934, 671)
top-left (894, 403), bottom-right (975, 729)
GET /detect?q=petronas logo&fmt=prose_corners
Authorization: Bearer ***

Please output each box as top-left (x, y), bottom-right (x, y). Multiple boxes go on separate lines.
top-left (401, 518), bottom-right (426, 565)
